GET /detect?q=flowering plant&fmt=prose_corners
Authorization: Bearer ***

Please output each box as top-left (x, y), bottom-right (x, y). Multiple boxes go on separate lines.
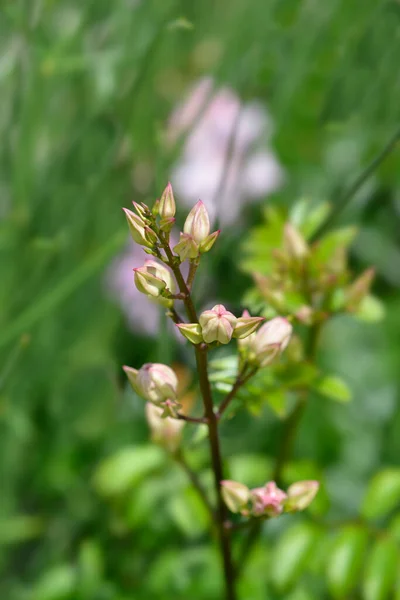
top-left (117, 182), bottom-right (380, 599)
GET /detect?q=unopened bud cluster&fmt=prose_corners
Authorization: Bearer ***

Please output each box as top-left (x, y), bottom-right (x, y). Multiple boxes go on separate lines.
top-left (123, 184), bottom-right (220, 306)
top-left (221, 479), bottom-right (319, 517)
top-left (238, 314), bottom-right (293, 367)
top-left (253, 219), bottom-right (376, 327)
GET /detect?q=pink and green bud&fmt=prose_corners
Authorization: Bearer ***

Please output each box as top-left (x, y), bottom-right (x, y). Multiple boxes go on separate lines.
top-left (346, 267), bottom-right (375, 311)
top-left (123, 207), bottom-right (153, 248)
top-left (176, 323), bottom-right (204, 344)
top-left (250, 481), bottom-right (287, 517)
top-left (145, 402), bottom-right (184, 452)
top-left (152, 198), bottom-right (160, 216)
top-left (249, 317), bottom-right (293, 367)
top-left (134, 267), bottom-right (167, 298)
top-left (233, 315), bottom-right (265, 339)
top-left (144, 226), bottom-right (158, 246)
top-left (173, 233), bottom-right (199, 261)
top-left (285, 480), bottom-right (319, 512)
top-left (283, 223), bottom-right (309, 260)
top-left (199, 304), bottom-right (237, 344)
top-left (134, 260), bottom-right (175, 302)
top-left (221, 480), bottom-right (250, 513)
top-left (159, 182), bottom-right (176, 219)
top-left (123, 362), bottom-right (178, 404)
top-left (183, 200), bottom-right (210, 244)
top-left (199, 230), bottom-right (220, 253)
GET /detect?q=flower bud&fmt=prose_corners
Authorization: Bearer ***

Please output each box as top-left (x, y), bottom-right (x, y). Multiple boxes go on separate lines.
top-left (199, 304), bottom-right (237, 344)
top-left (132, 201), bottom-right (149, 221)
top-left (176, 323), bottom-right (204, 344)
top-left (146, 402), bottom-right (184, 452)
top-left (134, 259), bottom-right (175, 301)
top-left (159, 216), bottom-right (176, 233)
top-left (159, 182), bottom-right (176, 219)
top-left (250, 481), bottom-right (287, 517)
top-left (183, 200), bottom-right (210, 244)
top-left (123, 362), bottom-right (178, 404)
top-left (249, 317), bottom-right (293, 367)
top-left (283, 223), bottom-right (309, 260)
top-left (221, 480), bottom-right (250, 513)
top-left (123, 208), bottom-right (153, 248)
top-left (134, 267), bottom-right (166, 298)
top-left (233, 315), bottom-right (265, 339)
top-left (144, 226), bottom-right (158, 246)
top-left (173, 233), bottom-right (199, 261)
top-left (285, 480), bottom-right (319, 512)
top-left (346, 267), bottom-right (375, 311)
top-left (199, 230), bottom-right (220, 253)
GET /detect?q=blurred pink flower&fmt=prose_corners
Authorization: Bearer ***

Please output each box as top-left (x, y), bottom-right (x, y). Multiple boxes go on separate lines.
top-left (169, 77), bottom-right (283, 226)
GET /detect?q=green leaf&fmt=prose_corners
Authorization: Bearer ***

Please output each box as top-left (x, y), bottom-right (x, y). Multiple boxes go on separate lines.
top-left (93, 445), bottom-right (165, 497)
top-left (315, 375), bottom-right (352, 402)
top-left (362, 536), bottom-right (398, 600)
top-left (270, 522), bottom-right (320, 592)
top-left (0, 515), bottom-right (44, 545)
top-left (33, 565), bottom-right (76, 600)
top-left (361, 469), bottom-right (400, 520)
top-left (267, 388), bottom-right (289, 417)
top-left (312, 226), bottom-right (357, 264)
top-left (167, 487), bottom-right (209, 538)
top-left (78, 539), bottom-right (104, 596)
top-left (356, 295), bottom-right (385, 322)
top-left (389, 513), bottom-right (400, 544)
top-left (326, 525), bottom-right (368, 598)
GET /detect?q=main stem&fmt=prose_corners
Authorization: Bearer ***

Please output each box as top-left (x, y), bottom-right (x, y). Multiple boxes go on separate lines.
top-left (162, 239), bottom-right (237, 600)
top-left (195, 346), bottom-right (237, 600)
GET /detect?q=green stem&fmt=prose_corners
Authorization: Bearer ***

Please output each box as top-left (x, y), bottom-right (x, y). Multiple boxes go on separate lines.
top-left (174, 450), bottom-right (215, 521)
top-left (216, 366), bottom-right (258, 419)
top-left (311, 124), bottom-right (400, 241)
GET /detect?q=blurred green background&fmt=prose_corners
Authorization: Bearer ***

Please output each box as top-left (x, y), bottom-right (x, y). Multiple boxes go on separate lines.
top-left (1, 0), bottom-right (400, 598)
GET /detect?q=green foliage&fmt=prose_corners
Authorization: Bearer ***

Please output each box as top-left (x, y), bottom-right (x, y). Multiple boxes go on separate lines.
top-left (361, 469), bottom-right (400, 521)
top-left (1, 0), bottom-right (400, 598)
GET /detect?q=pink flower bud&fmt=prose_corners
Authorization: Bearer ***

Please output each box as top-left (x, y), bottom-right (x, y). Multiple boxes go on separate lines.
top-left (146, 402), bottom-right (184, 452)
top-left (283, 223), bottom-right (309, 260)
top-left (346, 267), bottom-right (375, 311)
top-left (134, 260), bottom-right (175, 303)
top-left (233, 315), bottom-right (265, 339)
top-left (183, 200), bottom-right (210, 244)
top-left (249, 317), bottom-right (293, 367)
top-left (176, 323), bottom-right (204, 344)
top-left (285, 480), bottom-right (319, 512)
top-left (173, 233), bottom-right (199, 261)
top-left (159, 182), bottom-right (176, 219)
top-left (199, 230), bottom-right (220, 253)
top-left (123, 363), bottom-right (178, 404)
top-left (199, 304), bottom-right (237, 344)
top-left (123, 208), bottom-right (153, 248)
top-left (250, 481), bottom-right (287, 517)
top-left (221, 480), bottom-right (250, 513)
